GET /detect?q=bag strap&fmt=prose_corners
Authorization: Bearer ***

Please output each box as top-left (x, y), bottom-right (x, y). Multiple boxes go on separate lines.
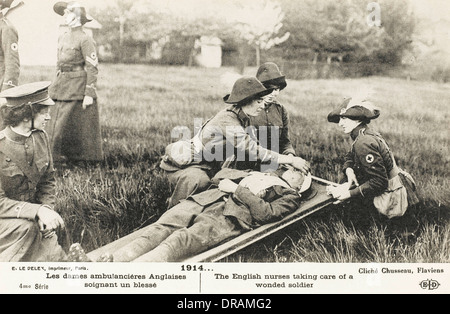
top-left (373, 133), bottom-right (399, 179)
top-left (191, 117), bottom-right (213, 154)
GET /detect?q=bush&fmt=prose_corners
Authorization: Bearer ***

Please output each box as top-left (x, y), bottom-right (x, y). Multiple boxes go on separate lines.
top-left (431, 66), bottom-right (450, 83)
top-left (267, 59), bottom-right (391, 80)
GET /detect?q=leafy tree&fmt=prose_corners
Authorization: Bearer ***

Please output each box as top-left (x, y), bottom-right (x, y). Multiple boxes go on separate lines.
top-left (91, 0), bottom-right (291, 67)
top-left (229, 0), bottom-right (290, 67)
top-left (91, 0), bottom-right (231, 64)
top-left (278, 0), bottom-right (415, 65)
top-left (92, 0), bottom-right (414, 70)
top-left (89, 0), bottom-right (135, 62)
top-left (372, 0), bottom-right (416, 65)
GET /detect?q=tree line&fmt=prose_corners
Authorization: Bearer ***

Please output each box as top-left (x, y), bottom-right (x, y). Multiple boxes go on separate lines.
top-left (90, 0), bottom-right (415, 75)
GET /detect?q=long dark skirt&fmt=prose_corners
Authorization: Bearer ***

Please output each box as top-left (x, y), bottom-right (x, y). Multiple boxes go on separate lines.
top-left (46, 99), bottom-right (103, 162)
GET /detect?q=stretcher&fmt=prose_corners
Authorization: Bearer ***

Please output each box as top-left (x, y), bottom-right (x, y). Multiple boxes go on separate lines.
top-left (86, 176), bottom-right (336, 262)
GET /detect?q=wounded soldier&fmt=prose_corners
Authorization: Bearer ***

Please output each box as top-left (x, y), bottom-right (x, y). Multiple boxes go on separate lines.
top-left (69, 167), bottom-right (312, 262)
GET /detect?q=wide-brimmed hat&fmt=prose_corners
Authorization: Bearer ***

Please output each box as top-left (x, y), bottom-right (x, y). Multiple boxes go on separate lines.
top-left (0, 81), bottom-right (55, 108)
top-left (327, 98), bottom-right (380, 123)
top-left (256, 62), bottom-right (287, 90)
top-left (53, 1), bottom-right (92, 25)
top-left (223, 76), bottom-right (273, 105)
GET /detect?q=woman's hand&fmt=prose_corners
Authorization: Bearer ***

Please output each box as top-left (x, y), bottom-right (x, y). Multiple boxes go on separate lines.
top-left (278, 154), bottom-right (310, 174)
top-left (218, 179), bottom-right (238, 194)
top-left (345, 168), bottom-right (359, 188)
top-left (326, 183), bottom-right (351, 204)
top-left (290, 156), bottom-right (311, 175)
top-left (82, 95), bottom-right (94, 109)
top-left (37, 205), bottom-right (65, 232)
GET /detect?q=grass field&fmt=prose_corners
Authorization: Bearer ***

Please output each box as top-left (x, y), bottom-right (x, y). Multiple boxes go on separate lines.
top-left (23, 63), bottom-right (450, 262)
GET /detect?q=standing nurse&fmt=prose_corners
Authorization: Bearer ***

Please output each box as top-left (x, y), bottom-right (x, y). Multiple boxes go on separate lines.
top-left (47, 1), bottom-right (103, 165)
top-left (0, 0), bottom-right (21, 129)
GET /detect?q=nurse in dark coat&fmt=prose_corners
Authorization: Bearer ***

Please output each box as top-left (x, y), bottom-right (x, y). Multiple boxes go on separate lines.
top-left (253, 62), bottom-right (295, 156)
top-left (327, 98), bottom-right (419, 236)
top-left (0, 0), bottom-right (20, 92)
top-left (0, 0), bottom-right (22, 130)
top-left (0, 82), bottom-right (67, 261)
top-left (47, 1), bottom-right (103, 165)
top-left (327, 98), bottom-right (387, 201)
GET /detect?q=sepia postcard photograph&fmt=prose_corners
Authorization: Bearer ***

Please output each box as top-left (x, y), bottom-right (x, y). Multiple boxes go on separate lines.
top-left (0, 0), bottom-right (448, 297)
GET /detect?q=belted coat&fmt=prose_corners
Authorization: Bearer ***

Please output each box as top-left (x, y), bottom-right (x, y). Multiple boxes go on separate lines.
top-left (0, 14), bottom-right (19, 92)
top-left (47, 26), bottom-right (103, 162)
top-left (0, 14), bottom-right (20, 130)
top-left (343, 125), bottom-right (393, 199)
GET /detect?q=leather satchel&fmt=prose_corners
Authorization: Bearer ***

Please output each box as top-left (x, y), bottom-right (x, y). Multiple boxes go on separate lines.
top-left (373, 172), bottom-right (408, 218)
top-left (372, 136), bottom-right (416, 218)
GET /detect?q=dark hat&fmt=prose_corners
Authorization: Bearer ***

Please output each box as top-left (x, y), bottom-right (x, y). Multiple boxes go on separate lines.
top-left (53, 1), bottom-right (92, 25)
top-left (256, 62), bottom-right (287, 90)
top-left (0, 81), bottom-right (55, 108)
top-left (0, 0), bottom-right (14, 9)
top-left (223, 76), bottom-right (273, 105)
top-left (327, 98), bottom-right (380, 123)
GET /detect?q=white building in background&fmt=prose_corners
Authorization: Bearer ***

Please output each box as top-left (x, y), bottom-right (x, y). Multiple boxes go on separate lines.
top-left (6, 0), bottom-right (101, 66)
top-left (194, 36), bottom-right (223, 68)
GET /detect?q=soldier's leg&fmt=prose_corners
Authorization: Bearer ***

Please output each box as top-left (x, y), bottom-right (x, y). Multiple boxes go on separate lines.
top-left (166, 167), bottom-right (211, 208)
top-left (134, 203), bottom-right (242, 262)
top-left (110, 200), bottom-right (204, 262)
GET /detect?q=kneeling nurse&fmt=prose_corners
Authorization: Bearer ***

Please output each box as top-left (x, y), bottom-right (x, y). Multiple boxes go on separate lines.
top-left (326, 97), bottom-right (419, 233)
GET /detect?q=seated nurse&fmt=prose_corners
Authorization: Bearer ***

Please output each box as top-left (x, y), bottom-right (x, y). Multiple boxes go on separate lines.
top-left (0, 82), bottom-right (67, 261)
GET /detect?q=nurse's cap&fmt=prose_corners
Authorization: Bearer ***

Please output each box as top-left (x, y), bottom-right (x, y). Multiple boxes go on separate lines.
top-left (0, 81), bottom-right (55, 108)
top-left (53, 1), bottom-right (92, 25)
top-left (327, 97), bottom-right (380, 123)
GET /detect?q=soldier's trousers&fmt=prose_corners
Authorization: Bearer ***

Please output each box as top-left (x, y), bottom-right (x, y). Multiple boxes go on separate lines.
top-left (0, 218), bottom-right (67, 262)
top-left (166, 166), bottom-right (212, 208)
top-left (110, 198), bottom-right (242, 262)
